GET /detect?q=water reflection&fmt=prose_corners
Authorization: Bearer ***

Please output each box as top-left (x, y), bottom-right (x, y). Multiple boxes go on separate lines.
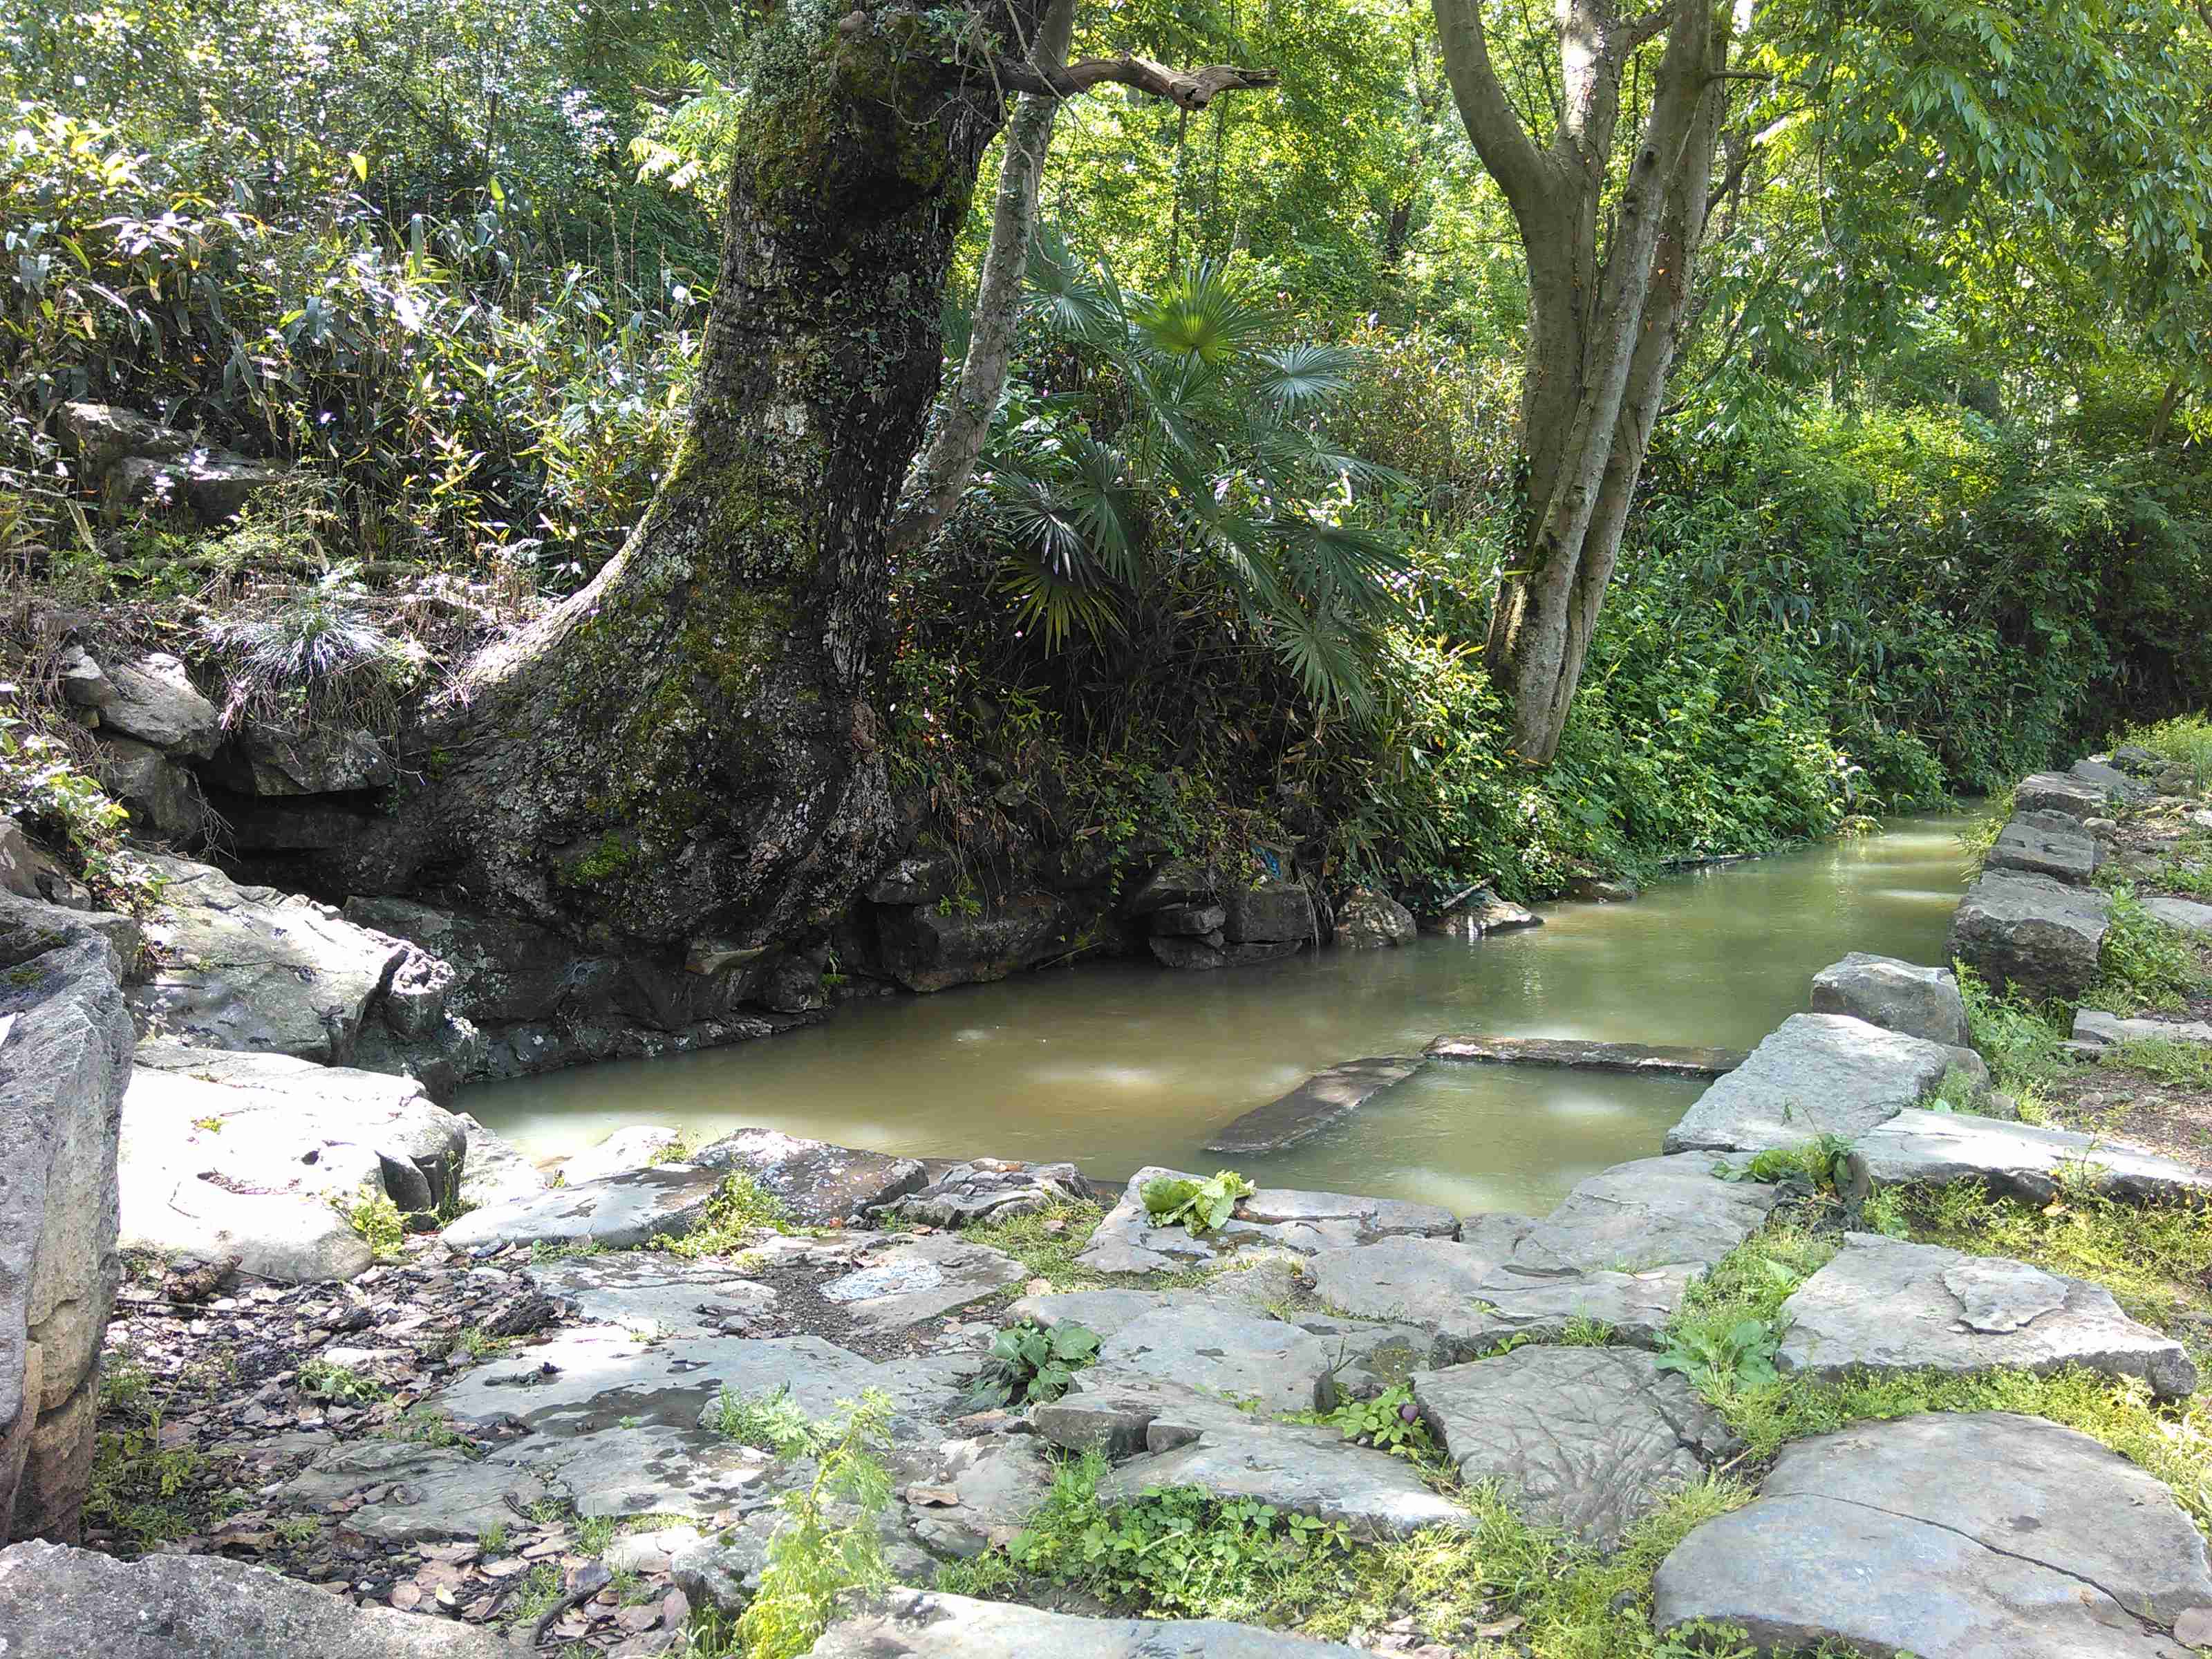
top-left (465, 814), bottom-right (1975, 1215)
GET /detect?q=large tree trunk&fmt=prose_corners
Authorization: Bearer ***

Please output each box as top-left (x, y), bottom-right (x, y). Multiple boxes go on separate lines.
top-left (371, 1), bottom-right (1038, 959)
top-left (348, 4), bottom-right (1275, 968)
top-left (1436, 0), bottom-right (1730, 763)
top-left (887, 0), bottom-right (1078, 556)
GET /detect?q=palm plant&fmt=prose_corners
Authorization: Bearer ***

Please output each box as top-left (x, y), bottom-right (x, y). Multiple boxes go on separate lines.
top-left (982, 231), bottom-right (1408, 711)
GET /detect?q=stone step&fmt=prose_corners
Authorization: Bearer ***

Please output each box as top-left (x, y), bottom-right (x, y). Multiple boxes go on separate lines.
top-left (1662, 1013), bottom-right (1958, 1156)
top-left (1412, 1346), bottom-right (1736, 1550)
top-left (1946, 869), bottom-right (2112, 1003)
top-left (1203, 1056), bottom-right (1423, 1154)
top-left (1423, 1033), bottom-right (1744, 1078)
top-left (1653, 1411), bottom-right (2212, 1658)
top-left (1775, 1234), bottom-right (2196, 1400)
top-left (1074, 1168), bottom-right (1456, 1277)
top-left (1850, 1107), bottom-right (2212, 1206)
top-left (809, 1590), bottom-right (1368, 1657)
top-left (2073, 1009), bottom-right (2212, 1048)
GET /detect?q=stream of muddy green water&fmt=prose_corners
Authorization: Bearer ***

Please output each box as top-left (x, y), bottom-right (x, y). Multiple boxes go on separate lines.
top-left (464, 814), bottom-right (1975, 1216)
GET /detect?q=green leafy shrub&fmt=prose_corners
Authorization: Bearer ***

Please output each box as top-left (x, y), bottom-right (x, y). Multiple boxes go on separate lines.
top-left (1141, 1170), bottom-right (1256, 1236)
top-left (2086, 891), bottom-right (2212, 1015)
top-left (332, 1183), bottom-right (405, 1257)
top-left (1654, 1318), bottom-right (1783, 1394)
top-left (1719, 1134), bottom-right (1854, 1192)
top-left (964, 1320), bottom-right (1101, 1410)
top-left (0, 697), bottom-right (160, 913)
top-left (711, 1387), bottom-right (822, 1458)
top-left (654, 1173), bottom-right (787, 1259)
top-left (297, 1358), bottom-right (384, 1404)
top-left (735, 1390), bottom-right (895, 1659)
top-left (1315, 1384), bottom-right (1436, 1461)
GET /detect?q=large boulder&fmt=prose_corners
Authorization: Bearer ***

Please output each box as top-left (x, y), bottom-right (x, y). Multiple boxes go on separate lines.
top-left (93, 736), bottom-right (205, 843)
top-left (221, 723), bottom-right (396, 796)
top-left (1776, 1234), bottom-right (2195, 1401)
top-left (1651, 1412), bottom-right (2212, 1659)
top-left (1946, 870), bottom-right (2111, 1002)
top-left (440, 1165), bottom-right (729, 1253)
top-left (883, 1159), bottom-right (1095, 1227)
top-left (691, 1128), bottom-right (927, 1226)
top-left (1221, 881), bottom-right (1316, 945)
top-left (2070, 756), bottom-right (2156, 805)
top-left (1333, 888), bottom-right (1416, 949)
top-left (2013, 770), bottom-right (2108, 821)
top-left (1662, 1013), bottom-right (1955, 1156)
top-left (97, 652), bottom-right (221, 758)
top-left (0, 1537), bottom-right (519, 1656)
top-left (1850, 1107), bottom-right (2212, 1206)
top-left (127, 856), bottom-right (476, 1098)
top-left (871, 890), bottom-right (1067, 993)
top-left (1984, 811), bottom-right (2099, 885)
top-left (0, 921), bottom-right (133, 1543)
top-left (1808, 953), bottom-right (1971, 1047)
top-left (118, 1045), bottom-right (466, 1283)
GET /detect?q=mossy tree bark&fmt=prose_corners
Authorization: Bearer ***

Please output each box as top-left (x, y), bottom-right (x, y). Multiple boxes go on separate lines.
top-left (371, 2), bottom-right (1273, 964)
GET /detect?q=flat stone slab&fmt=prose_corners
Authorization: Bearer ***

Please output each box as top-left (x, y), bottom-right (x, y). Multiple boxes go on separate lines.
top-left (1006, 1288), bottom-right (1185, 1340)
top-left (1032, 1369), bottom-right (1266, 1459)
top-left (2144, 894), bottom-right (2212, 935)
top-left (1509, 1152), bottom-right (1780, 1276)
top-left (2074, 1009), bottom-right (2212, 1048)
top-left (440, 1165), bottom-right (727, 1252)
top-left (1203, 1056), bottom-right (1423, 1154)
top-left (1100, 1421), bottom-right (1473, 1542)
top-left (1424, 1035), bottom-right (1744, 1078)
top-left (429, 1330), bottom-right (960, 1435)
top-left (2072, 756), bottom-right (2157, 804)
top-left (1094, 1306), bottom-right (1340, 1413)
top-left (1850, 1107), bottom-right (2212, 1205)
top-left (884, 1159), bottom-right (1094, 1226)
top-left (1075, 1167), bottom-right (1458, 1276)
top-left (0, 1538), bottom-right (521, 1658)
top-left (1985, 814), bottom-right (2100, 884)
top-left (491, 1423), bottom-right (778, 1519)
top-left (1776, 1234), bottom-right (2196, 1400)
top-left (1809, 953), bottom-right (1972, 1047)
top-left (1653, 1411), bottom-right (2212, 1659)
top-left (527, 1253), bottom-right (777, 1336)
top-left (692, 1127), bottom-right (927, 1225)
top-left (1309, 1235), bottom-right (1694, 1358)
top-left (2015, 770), bottom-right (2110, 820)
top-left (816, 1233), bottom-right (1025, 1333)
top-left (1947, 870), bottom-right (2111, 1004)
top-left (557, 1125), bottom-right (684, 1185)
top-left (274, 1440), bottom-right (550, 1544)
top-left (904, 1434), bottom-right (1059, 1558)
top-left (1413, 1347), bottom-right (1736, 1550)
top-left (1663, 1013), bottom-right (1955, 1156)
top-left (810, 1590), bottom-right (1368, 1658)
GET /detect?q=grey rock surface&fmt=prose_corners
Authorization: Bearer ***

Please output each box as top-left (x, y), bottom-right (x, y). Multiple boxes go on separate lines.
top-left (2071, 756), bottom-right (2157, 804)
top-left (874, 891), bottom-right (1066, 993)
top-left (1094, 1306), bottom-right (1340, 1414)
top-left (1985, 813), bottom-right (2100, 883)
top-left (1651, 1412), bottom-right (2212, 1659)
top-left (1424, 1034), bottom-right (1742, 1076)
top-left (692, 1128), bottom-right (927, 1226)
top-left (2144, 894), bottom-right (2212, 935)
top-left (2072, 1008), bottom-right (2212, 1047)
top-left (1076, 1168), bottom-right (1457, 1276)
top-left (94, 735), bottom-right (205, 842)
top-left (226, 723), bottom-right (395, 796)
top-left (1850, 1107), bottom-right (2212, 1205)
top-left (1662, 1013), bottom-right (1955, 1155)
top-left (1808, 953), bottom-right (1971, 1046)
top-left (1414, 1347), bottom-right (1736, 1549)
top-left (0, 926), bottom-right (132, 1543)
top-left (1776, 1234), bottom-right (2196, 1400)
top-left (816, 1234), bottom-right (1026, 1334)
top-left (558, 1125), bottom-right (684, 1186)
top-left (1100, 1416), bottom-right (1473, 1541)
top-left (1220, 882), bottom-right (1316, 944)
top-left (527, 1253), bottom-right (777, 1338)
top-left (902, 1434), bottom-right (1058, 1559)
top-left (273, 1440), bottom-right (550, 1544)
top-left (98, 652), bottom-right (220, 757)
top-left (810, 1591), bottom-right (1369, 1658)
top-left (1203, 1057), bottom-right (1422, 1154)
top-left (2014, 770), bottom-right (2110, 820)
top-left (1945, 870), bottom-right (2111, 1002)
top-left (440, 1165), bottom-right (728, 1253)
top-left (1509, 1152), bottom-right (1779, 1276)
top-left (883, 1159), bottom-right (1093, 1226)
top-left (0, 1537), bottom-right (520, 1656)
top-left (494, 1423), bottom-right (778, 1519)
top-left (450, 1112), bottom-right (546, 1210)
top-left (1333, 888), bottom-right (1417, 949)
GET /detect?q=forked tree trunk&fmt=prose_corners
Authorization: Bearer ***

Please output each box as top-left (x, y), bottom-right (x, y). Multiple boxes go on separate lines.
top-left (888, 0), bottom-right (1078, 556)
top-left (1436, 0), bottom-right (1732, 762)
top-left (375, 1), bottom-right (1040, 957)
top-left (357, 3), bottom-right (1274, 961)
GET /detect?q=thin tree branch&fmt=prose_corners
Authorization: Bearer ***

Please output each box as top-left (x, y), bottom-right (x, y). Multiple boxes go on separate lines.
top-left (1431, 0), bottom-right (1555, 212)
top-left (989, 55), bottom-right (1280, 109)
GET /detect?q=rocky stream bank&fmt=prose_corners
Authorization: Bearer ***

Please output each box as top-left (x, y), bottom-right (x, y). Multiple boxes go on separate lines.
top-left (3, 743), bottom-right (2211, 1657)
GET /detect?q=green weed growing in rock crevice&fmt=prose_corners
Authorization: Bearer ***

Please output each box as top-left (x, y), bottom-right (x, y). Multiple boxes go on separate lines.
top-left (734, 1389), bottom-right (896, 1659)
top-left (654, 1172), bottom-right (787, 1259)
top-left (952, 1199), bottom-right (1105, 1289)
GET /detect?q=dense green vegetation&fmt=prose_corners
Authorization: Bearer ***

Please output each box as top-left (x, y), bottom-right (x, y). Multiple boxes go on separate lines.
top-left (5, 0), bottom-right (2211, 908)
